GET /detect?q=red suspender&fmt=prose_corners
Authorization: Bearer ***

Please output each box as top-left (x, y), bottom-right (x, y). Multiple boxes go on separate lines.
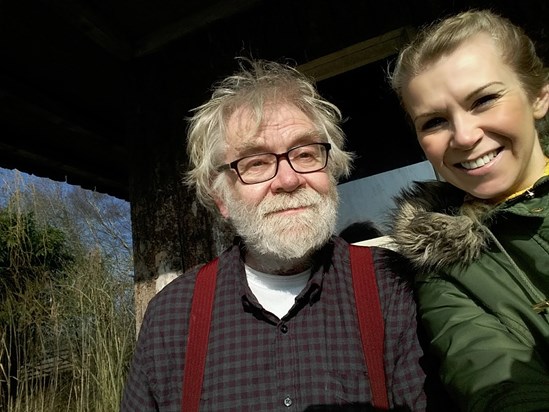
top-left (181, 257), bottom-right (219, 412)
top-left (349, 245), bottom-right (389, 409)
top-left (181, 246), bottom-right (388, 411)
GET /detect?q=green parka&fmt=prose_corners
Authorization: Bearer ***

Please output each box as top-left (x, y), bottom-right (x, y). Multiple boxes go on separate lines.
top-left (391, 176), bottom-right (549, 412)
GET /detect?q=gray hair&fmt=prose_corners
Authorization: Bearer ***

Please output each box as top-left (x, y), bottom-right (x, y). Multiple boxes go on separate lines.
top-left (185, 58), bottom-right (354, 211)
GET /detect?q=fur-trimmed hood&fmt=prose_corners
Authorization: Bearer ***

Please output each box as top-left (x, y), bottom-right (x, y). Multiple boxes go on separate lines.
top-left (390, 137), bottom-right (549, 275)
top-left (389, 181), bottom-right (496, 274)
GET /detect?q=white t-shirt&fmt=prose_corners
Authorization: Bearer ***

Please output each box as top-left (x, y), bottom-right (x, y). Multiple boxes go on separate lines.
top-left (245, 265), bottom-right (311, 319)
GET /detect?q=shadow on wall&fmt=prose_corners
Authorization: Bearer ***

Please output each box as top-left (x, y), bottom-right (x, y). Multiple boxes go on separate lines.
top-left (339, 220), bottom-right (383, 243)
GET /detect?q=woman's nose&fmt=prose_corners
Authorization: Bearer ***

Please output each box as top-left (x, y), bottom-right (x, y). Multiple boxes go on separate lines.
top-left (451, 115), bottom-right (483, 150)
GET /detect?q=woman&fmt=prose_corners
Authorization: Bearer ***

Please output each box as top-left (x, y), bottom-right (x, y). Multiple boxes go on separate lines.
top-left (389, 9), bottom-right (549, 412)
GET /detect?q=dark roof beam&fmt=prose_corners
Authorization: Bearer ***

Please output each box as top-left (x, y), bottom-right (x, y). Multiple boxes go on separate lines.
top-left (0, 141), bottom-right (128, 197)
top-left (0, 72), bottom-right (127, 157)
top-left (133, 0), bottom-right (262, 57)
top-left (37, 0), bottom-right (133, 61)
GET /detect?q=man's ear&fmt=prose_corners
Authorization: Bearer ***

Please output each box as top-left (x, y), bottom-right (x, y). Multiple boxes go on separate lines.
top-left (214, 196), bottom-right (230, 219)
top-left (533, 84), bottom-right (549, 119)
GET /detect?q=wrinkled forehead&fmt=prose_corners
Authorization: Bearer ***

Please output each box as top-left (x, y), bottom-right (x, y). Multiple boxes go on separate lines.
top-left (224, 101), bottom-right (318, 148)
top-left (225, 104), bottom-right (265, 142)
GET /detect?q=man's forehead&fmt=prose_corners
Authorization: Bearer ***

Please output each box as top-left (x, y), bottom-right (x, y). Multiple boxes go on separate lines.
top-left (226, 103), bottom-right (320, 150)
top-left (225, 106), bottom-right (261, 143)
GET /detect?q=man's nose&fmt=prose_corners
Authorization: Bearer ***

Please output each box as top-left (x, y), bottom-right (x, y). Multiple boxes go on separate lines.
top-left (271, 158), bottom-right (303, 192)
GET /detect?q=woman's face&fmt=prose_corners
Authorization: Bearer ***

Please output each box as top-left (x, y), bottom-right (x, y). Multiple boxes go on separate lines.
top-left (402, 33), bottom-right (549, 201)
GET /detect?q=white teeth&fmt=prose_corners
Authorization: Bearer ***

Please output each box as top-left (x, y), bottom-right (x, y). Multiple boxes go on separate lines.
top-left (460, 150), bottom-right (498, 170)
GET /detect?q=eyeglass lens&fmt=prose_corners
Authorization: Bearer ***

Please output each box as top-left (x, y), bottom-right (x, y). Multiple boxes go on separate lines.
top-left (236, 143), bottom-right (328, 184)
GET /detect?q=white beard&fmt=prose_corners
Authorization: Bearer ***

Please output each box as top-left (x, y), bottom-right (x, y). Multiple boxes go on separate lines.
top-left (225, 186), bottom-right (338, 272)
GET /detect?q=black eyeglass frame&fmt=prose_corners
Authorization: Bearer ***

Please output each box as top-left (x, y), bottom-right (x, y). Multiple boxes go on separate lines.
top-left (218, 142), bottom-right (332, 185)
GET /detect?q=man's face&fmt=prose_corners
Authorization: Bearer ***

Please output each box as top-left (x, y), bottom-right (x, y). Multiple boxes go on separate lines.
top-left (215, 102), bottom-right (338, 261)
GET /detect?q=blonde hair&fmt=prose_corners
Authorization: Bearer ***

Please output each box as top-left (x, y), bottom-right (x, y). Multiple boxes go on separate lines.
top-left (389, 9), bottom-right (549, 144)
top-left (185, 58), bottom-right (354, 211)
top-left (390, 10), bottom-right (549, 100)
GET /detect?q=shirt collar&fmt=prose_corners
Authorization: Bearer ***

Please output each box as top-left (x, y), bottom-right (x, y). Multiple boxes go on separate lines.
top-left (236, 238), bottom-right (335, 314)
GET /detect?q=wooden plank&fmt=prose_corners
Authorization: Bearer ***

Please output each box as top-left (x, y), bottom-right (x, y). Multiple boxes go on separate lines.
top-left (19, 350), bottom-right (72, 380)
top-left (298, 27), bottom-right (416, 81)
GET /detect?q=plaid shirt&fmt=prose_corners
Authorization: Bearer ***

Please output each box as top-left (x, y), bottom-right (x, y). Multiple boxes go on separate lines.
top-left (121, 237), bottom-right (427, 411)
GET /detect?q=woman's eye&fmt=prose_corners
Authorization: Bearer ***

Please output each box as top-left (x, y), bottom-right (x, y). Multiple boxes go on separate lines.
top-left (420, 117), bottom-right (446, 131)
top-left (472, 93), bottom-right (500, 109)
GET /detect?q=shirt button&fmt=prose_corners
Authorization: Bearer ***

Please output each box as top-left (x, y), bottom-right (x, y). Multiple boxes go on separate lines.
top-left (280, 324), bottom-right (288, 334)
top-left (283, 396), bottom-right (293, 407)
top-left (530, 207), bottom-right (544, 213)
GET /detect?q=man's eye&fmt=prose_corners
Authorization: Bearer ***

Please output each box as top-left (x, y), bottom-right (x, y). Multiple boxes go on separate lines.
top-left (420, 117), bottom-right (446, 131)
top-left (296, 152), bottom-right (314, 160)
top-left (247, 159), bottom-right (269, 169)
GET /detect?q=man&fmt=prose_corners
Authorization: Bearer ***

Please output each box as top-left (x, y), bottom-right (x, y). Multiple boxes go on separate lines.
top-left (121, 59), bottom-right (427, 411)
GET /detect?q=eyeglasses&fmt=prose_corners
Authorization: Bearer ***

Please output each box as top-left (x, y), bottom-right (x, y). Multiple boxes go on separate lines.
top-left (218, 142), bottom-right (331, 185)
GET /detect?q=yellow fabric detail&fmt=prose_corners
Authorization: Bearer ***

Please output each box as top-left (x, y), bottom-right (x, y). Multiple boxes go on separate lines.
top-left (502, 157), bottom-right (549, 202)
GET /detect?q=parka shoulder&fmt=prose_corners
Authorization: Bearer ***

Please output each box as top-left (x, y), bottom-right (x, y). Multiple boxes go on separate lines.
top-left (389, 180), bottom-right (494, 274)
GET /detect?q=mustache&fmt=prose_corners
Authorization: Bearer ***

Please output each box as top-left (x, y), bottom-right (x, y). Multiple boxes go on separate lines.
top-left (257, 189), bottom-right (322, 215)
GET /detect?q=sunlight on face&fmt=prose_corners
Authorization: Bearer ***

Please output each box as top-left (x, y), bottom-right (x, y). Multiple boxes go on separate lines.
top-left (224, 185), bottom-right (338, 261)
top-left (215, 102), bottom-right (338, 264)
top-left (403, 34), bottom-right (549, 200)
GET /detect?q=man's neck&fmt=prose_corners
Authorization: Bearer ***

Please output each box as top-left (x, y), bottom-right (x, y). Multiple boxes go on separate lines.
top-left (244, 250), bottom-right (313, 276)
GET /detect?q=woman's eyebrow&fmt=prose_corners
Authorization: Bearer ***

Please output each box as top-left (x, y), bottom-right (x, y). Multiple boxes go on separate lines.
top-left (465, 81), bottom-right (505, 101)
top-left (413, 111), bottom-right (442, 124)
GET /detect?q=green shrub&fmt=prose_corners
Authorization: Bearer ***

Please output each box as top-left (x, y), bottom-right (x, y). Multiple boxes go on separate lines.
top-left (0, 173), bottom-right (135, 412)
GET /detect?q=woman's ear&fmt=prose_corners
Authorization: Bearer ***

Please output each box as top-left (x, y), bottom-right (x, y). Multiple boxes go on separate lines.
top-left (533, 84), bottom-right (549, 119)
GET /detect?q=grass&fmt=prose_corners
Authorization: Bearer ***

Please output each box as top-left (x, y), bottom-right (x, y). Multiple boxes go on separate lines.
top-left (0, 253), bottom-right (135, 412)
top-left (0, 171), bottom-right (135, 412)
